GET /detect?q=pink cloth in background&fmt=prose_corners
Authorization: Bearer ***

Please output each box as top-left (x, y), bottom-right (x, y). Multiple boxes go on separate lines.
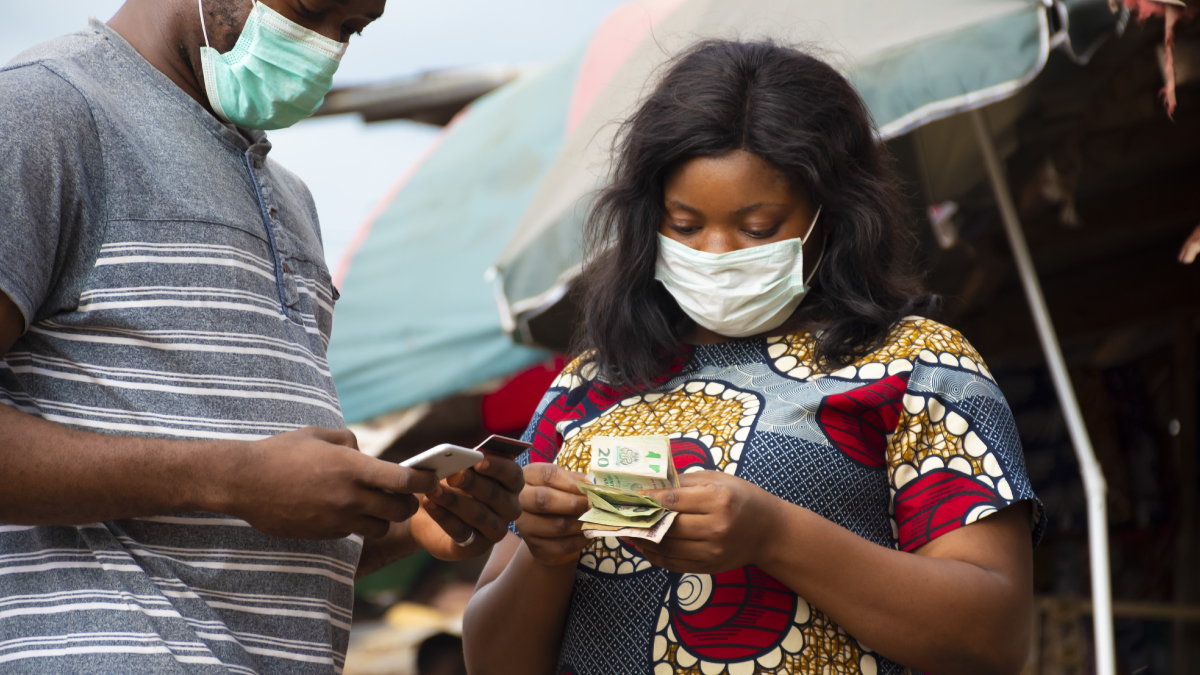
top-left (565, 0), bottom-right (687, 137)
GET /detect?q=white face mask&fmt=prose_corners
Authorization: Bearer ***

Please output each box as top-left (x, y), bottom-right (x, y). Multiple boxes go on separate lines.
top-left (654, 207), bottom-right (824, 339)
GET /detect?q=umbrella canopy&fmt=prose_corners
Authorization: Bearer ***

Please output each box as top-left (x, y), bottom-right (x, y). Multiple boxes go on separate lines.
top-left (327, 0), bottom-right (691, 423)
top-left (327, 49), bottom-right (586, 423)
top-left (492, 0), bottom-right (1121, 348)
top-left (328, 0), bottom-right (1118, 423)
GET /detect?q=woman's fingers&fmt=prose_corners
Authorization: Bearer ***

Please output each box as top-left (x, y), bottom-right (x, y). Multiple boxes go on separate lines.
top-left (646, 513), bottom-right (722, 541)
top-left (516, 512), bottom-right (584, 540)
top-left (638, 486), bottom-right (715, 515)
top-left (512, 462), bottom-right (590, 567)
top-left (520, 484), bottom-right (589, 518)
top-left (523, 462), bottom-right (587, 492)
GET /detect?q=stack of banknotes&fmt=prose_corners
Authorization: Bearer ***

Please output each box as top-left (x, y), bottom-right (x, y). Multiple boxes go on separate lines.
top-left (574, 435), bottom-right (678, 543)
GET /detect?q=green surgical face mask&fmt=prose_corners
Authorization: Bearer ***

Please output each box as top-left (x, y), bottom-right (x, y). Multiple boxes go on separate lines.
top-left (198, 0), bottom-right (347, 130)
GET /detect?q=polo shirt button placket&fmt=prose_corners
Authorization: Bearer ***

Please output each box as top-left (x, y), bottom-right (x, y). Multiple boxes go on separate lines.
top-left (243, 152), bottom-right (292, 319)
top-left (268, 209), bottom-right (301, 312)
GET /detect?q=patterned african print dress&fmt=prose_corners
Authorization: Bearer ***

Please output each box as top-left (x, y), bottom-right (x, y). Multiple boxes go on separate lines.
top-left (514, 317), bottom-right (1046, 675)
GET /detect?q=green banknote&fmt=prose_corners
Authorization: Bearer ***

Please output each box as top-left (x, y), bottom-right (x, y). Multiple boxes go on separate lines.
top-left (574, 482), bottom-right (661, 510)
top-left (574, 435), bottom-right (680, 542)
top-left (580, 489), bottom-right (662, 515)
top-left (578, 506), bottom-right (666, 528)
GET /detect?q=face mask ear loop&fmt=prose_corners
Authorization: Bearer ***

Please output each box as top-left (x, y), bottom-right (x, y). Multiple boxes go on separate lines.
top-left (799, 205), bottom-right (823, 246)
top-left (804, 235), bottom-right (828, 287)
top-left (800, 205), bottom-right (825, 286)
top-left (198, 0), bottom-right (211, 49)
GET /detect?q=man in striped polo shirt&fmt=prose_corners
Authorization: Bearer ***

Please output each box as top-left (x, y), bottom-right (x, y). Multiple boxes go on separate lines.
top-left (0, 0), bottom-right (524, 672)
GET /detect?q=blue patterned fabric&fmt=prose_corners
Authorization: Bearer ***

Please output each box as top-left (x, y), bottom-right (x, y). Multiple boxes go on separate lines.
top-left (512, 317), bottom-right (1045, 675)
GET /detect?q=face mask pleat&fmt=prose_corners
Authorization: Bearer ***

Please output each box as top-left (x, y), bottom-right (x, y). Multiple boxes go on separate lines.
top-left (655, 207), bottom-right (823, 339)
top-left (198, 0), bottom-right (346, 130)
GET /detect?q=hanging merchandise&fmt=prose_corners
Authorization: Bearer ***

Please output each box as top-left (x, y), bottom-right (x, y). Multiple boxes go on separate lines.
top-left (1179, 223), bottom-right (1200, 262)
top-left (1111, 0), bottom-right (1197, 116)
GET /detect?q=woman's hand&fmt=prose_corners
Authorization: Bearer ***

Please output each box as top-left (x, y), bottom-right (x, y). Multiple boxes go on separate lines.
top-left (635, 470), bottom-right (784, 574)
top-left (411, 454), bottom-right (525, 560)
top-left (514, 462), bottom-right (591, 566)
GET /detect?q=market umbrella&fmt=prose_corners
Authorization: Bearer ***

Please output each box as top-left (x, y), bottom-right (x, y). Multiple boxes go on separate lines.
top-left (330, 0), bottom-right (1125, 669)
top-left (478, 1), bottom-right (1125, 672)
top-left (326, 50), bottom-right (585, 424)
top-left (328, 0), bottom-right (1113, 421)
top-left (477, 0), bottom-right (1123, 667)
top-left (491, 0), bottom-right (1121, 347)
top-left (328, 0), bottom-right (703, 423)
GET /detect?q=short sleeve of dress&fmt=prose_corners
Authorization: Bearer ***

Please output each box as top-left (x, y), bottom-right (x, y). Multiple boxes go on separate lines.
top-left (508, 355), bottom-right (593, 535)
top-left (886, 321), bottom-right (1046, 552)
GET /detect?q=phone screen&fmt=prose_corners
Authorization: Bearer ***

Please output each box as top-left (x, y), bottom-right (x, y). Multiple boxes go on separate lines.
top-left (474, 434), bottom-right (532, 458)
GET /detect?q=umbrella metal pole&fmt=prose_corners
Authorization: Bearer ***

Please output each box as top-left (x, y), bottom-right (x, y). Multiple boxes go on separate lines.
top-left (969, 108), bottom-right (1116, 675)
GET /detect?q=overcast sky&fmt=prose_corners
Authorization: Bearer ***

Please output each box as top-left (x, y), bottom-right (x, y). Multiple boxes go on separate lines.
top-left (3, 0), bottom-right (626, 270)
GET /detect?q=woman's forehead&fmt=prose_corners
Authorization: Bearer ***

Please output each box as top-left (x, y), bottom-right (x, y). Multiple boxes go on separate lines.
top-left (665, 151), bottom-right (802, 209)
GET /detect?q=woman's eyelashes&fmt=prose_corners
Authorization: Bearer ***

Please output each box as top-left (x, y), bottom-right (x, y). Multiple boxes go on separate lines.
top-left (668, 223), bottom-right (701, 235)
top-left (667, 223), bottom-right (784, 238)
top-left (743, 224), bottom-right (782, 239)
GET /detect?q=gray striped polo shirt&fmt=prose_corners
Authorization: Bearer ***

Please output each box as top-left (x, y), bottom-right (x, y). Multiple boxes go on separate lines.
top-left (0, 19), bottom-right (360, 674)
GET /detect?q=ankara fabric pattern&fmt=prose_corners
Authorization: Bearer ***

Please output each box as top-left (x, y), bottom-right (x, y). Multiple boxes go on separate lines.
top-left (519, 318), bottom-right (1045, 675)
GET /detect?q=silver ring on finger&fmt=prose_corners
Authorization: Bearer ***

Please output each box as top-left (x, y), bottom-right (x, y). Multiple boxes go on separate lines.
top-left (453, 529), bottom-right (476, 548)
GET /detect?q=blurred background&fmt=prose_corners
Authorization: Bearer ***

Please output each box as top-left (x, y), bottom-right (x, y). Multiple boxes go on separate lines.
top-left (5, 2), bottom-right (1200, 674)
top-left (2, 0), bottom-right (629, 273)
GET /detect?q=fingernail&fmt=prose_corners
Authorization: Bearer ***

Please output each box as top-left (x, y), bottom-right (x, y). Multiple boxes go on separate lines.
top-left (429, 486), bottom-right (442, 498)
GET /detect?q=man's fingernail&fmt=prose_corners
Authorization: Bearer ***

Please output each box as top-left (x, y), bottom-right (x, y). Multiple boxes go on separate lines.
top-left (429, 486), bottom-right (442, 498)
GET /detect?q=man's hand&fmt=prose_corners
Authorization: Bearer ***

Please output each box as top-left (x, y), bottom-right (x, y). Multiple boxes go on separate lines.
top-left (513, 462), bottom-right (590, 567)
top-left (410, 454), bottom-right (525, 560)
top-left (217, 427), bottom-right (439, 540)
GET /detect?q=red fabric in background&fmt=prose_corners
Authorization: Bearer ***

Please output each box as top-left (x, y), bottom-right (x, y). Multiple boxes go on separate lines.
top-left (480, 356), bottom-right (568, 435)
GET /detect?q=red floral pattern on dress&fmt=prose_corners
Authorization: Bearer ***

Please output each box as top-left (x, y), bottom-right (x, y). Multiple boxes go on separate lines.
top-left (817, 374), bottom-right (909, 468)
top-left (672, 566), bottom-right (797, 660)
top-left (895, 469), bottom-right (1004, 551)
top-left (518, 318), bottom-right (1041, 675)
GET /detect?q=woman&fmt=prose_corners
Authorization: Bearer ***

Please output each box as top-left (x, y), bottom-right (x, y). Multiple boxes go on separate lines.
top-left (464, 40), bottom-right (1044, 675)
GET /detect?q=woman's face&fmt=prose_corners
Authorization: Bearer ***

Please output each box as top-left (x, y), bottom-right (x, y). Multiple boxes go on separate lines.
top-left (660, 150), bottom-right (820, 264)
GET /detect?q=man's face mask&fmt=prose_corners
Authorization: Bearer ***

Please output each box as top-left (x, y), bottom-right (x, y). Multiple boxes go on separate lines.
top-left (198, 0), bottom-right (347, 130)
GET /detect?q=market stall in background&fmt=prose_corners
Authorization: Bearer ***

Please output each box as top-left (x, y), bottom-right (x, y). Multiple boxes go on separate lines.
top-left (321, 1), bottom-right (1200, 672)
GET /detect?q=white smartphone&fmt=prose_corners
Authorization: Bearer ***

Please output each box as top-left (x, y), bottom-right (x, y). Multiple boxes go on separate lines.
top-left (400, 444), bottom-right (485, 480)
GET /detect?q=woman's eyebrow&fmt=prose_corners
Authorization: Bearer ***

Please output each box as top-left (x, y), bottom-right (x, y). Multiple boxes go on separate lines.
top-left (666, 200), bottom-right (702, 214)
top-left (733, 202), bottom-right (787, 215)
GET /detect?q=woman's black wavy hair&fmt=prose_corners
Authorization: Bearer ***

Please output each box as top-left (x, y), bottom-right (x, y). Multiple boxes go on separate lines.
top-left (572, 39), bottom-right (936, 387)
